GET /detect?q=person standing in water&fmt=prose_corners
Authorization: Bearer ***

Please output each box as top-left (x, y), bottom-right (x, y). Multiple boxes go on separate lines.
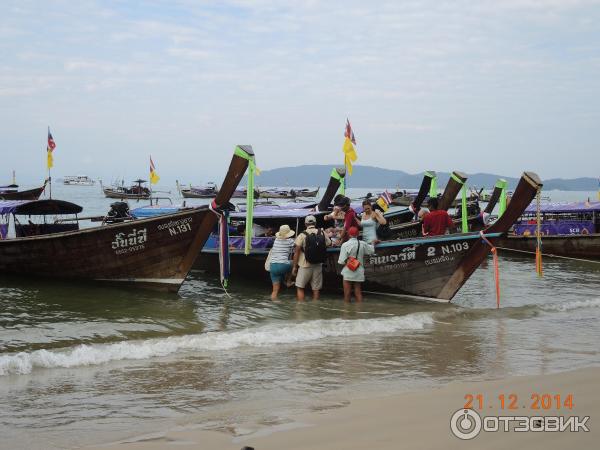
top-left (338, 226), bottom-right (375, 303)
top-left (268, 224), bottom-right (295, 300)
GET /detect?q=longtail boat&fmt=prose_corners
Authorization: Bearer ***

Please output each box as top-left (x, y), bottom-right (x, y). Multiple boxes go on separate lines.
top-left (177, 181), bottom-right (219, 198)
top-left (0, 179), bottom-right (47, 200)
top-left (0, 146), bottom-right (254, 292)
top-left (197, 171), bottom-right (542, 302)
top-left (259, 187), bottom-right (320, 199)
top-left (101, 179), bottom-right (152, 199)
top-left (495, 201), bottom-right (600, 261)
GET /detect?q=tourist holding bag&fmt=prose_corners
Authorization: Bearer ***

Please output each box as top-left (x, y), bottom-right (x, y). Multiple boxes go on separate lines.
top-left (338, 226), bottom-right (375, 303)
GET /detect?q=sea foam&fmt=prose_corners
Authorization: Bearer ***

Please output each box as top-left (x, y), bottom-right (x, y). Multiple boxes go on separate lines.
top-left (0, 313), bottom-right (434, 376)
top-left (541, 297), bottom-right (600, 313)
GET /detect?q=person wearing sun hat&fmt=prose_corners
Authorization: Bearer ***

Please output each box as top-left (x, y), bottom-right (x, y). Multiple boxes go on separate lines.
top-left (267, 224), bottom-right (295, 300)
top-left (338, 226), bottom-right (375, 302)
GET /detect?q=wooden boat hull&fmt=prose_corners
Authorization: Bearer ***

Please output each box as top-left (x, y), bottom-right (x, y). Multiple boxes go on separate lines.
top-left (0, 209), bottom-right (209, 292)
top-left (0, 185), bottom-right (45, 200)
top-left (259, 188), bottom-right (319, 199)
top-left (198, 232), bottom-right (504, 301)
top-left (197, 171), bottom-right (542, 301)
top-left (495, 234), bottom-right (600, 261)
top-left (0, 145), bottom-right (254, 292)
top-left (181, 189), bottom-right (216, 198)
top-left (103, 188), bottom-right (151, 200)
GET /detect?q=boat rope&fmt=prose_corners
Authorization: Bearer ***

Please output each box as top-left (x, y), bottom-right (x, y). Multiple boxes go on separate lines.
top-left (480, 231), bottom-right (501, 309)
top-left (535, 188), bottom-right (543, 277)
top-left (209, 200), bottom-right (232, 298)
top-left (495, 247), bottom-right (600, 264)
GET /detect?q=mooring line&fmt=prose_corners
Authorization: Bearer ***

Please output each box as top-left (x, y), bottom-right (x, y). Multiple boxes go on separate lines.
top-left (496, 247), bottom-right (600, 264)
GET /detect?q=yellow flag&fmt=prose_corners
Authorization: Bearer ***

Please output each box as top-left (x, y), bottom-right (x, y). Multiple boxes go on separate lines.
top-left (343, 119), bottom-right (357, 175)
top-left (47, 150), bottom-right (53, 169)
top-left (150, 156), bottom-right (160, 184)
top-left (343, 137), bottom-right (357, 175)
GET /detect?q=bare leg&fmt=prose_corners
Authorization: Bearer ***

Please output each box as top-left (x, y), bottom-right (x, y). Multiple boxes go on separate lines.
top-left (296, 287), bottom-right (306, 301)
top-left (343, 280), bottom-right (352, 303)
top-left (312, 289), bottom-right (320, 300)
top-left (353, 282), bottom-right (363, 302)
top-left (271, 282), bottom-right (281, 300)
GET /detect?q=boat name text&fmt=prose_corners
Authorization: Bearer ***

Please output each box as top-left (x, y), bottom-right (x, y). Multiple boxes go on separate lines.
top-left (112, 228), bottom-right (148, 253)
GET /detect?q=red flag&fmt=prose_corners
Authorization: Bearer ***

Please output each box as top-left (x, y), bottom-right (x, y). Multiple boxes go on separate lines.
top-left (47, 127), bottom-right (56, 152)
top-left (344, 118), bottom-right (356, 145)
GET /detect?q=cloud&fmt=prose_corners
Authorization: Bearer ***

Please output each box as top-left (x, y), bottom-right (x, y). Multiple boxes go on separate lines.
top-left (1, 0), bottom-right (599, 180)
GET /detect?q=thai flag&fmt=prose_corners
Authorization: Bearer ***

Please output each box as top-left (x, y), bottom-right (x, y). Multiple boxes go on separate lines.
top-left (344, 118), bottom-right (356, 145)
top-left (47, 127), bottom-right (56, 152)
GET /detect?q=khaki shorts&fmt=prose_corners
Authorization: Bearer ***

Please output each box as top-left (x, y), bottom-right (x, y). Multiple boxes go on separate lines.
top-left (295, 264), bottom-right (323, 290)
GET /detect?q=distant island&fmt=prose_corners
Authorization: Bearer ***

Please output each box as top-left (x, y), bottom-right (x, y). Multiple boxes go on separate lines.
top-left (250, 165), bottom-right (598, 191)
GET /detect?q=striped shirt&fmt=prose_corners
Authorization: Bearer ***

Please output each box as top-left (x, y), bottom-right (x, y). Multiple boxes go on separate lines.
top-left (270, 237), bottom-right (294, 263)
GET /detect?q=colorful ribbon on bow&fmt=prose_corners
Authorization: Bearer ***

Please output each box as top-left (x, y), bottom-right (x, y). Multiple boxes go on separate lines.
top-left (496, 179), bottom-right (508, 217)
top-left (330, 168), bottom-right (345, 196)
top-left (234, 146), bottom-right (259, 255)
top-left (427, 171), bottom-right (438, 199)
top-left (450, 172), bottom-right (468, 233)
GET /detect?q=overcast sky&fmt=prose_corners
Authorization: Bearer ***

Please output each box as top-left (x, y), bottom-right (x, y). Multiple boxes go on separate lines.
top-left (2, 0), bottom-right (599, 185)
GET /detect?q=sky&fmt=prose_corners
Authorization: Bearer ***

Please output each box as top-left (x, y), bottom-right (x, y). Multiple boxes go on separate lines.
top-left (1, 0), bottom-right (600, 186)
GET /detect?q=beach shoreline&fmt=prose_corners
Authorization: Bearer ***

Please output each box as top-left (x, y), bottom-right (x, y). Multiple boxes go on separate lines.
top-left (84, 366), bottom-right (599, 450)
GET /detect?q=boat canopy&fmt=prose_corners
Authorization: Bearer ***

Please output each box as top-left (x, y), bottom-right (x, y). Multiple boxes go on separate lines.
top-left (230, 207), bottom-right (321, 220)
top-left (130, 205), bottom-right (186, 218)
top-left (523, 201), bottom-right (600, 214)
top-left (7, 199), bottom-right (83, 215)
top-left (0, 200), bottom-right (29, 215)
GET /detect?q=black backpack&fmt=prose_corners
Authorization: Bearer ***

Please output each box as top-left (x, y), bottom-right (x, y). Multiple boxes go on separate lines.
top-left (303, 229), bottom-right (327, 264)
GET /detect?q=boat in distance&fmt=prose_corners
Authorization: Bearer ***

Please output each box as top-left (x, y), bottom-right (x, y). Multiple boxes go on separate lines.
top-left (63, 175), bottom-right (96, 186)
top-left (101, 179), bottom-right (152, 199)
top-left (177, 181), bottom-right (218, 198)
top-left (258, 187), bottom-right (320, 199)
top-left (0, 179), bottom-right (48, 200)
top-left (0, 146), bottom-right (254, 292)
top-left (196, 169), bottom-right (543, 302)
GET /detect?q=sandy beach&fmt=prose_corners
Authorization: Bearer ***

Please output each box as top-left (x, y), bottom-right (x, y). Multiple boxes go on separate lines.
top-left (85, 366), bottom-right (598, 450)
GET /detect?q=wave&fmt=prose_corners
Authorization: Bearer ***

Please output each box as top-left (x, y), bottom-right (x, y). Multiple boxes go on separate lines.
top-left (541, 297), bottom-right (600, 312)
top-left (0, 313), bottom-right (434, 376)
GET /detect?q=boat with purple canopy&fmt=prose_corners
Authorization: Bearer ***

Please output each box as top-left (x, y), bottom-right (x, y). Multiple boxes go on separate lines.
top-left (495, 201), bottom-right (600, 261)
top-left (195, 172), bottom-right (542, 302)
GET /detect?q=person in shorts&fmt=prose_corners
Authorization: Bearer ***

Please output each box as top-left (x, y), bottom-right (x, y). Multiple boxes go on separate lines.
top-left (292, 215), bottom-right (331, 301)
top-left (268, 224), bottom-right (295, 300)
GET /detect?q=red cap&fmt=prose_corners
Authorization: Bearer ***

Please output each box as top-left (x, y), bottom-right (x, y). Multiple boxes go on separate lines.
top-left (348, 226), bottom-right (359, 237)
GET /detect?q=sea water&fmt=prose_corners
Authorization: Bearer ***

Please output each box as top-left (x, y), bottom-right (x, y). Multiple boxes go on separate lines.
top-left (0, 184), bottom-right (599, 449)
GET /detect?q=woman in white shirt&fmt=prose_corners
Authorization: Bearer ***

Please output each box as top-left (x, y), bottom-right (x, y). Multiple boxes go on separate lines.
top-left (268, 224), bottom-right (295, 300)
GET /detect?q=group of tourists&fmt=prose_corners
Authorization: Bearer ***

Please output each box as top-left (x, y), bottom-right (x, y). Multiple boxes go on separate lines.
top-left (266, 195), bottom-right (384, 302)
top-left (266, 194), bottom-right (455, 302)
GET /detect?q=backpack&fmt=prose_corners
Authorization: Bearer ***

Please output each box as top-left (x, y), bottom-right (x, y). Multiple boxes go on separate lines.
top-left (303, 229), bottom-right (327, 264)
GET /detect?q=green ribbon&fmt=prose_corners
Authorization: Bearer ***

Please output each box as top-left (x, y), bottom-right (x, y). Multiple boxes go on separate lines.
top-left (330, 168), bottom-right (345, 195)
top-left (461, 184), bottom-right (468, 233)
top-left (234, 146), bottom-right (258, 255)
top-left (448, 172), bottom-right (468, 232)
top-left (496, 179), bottom-right (508, 217)
top-left (426, 171), bottom-right (437, 198)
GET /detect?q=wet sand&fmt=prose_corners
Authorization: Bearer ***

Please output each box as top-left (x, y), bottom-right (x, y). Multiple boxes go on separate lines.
top-left (85, 366), bottom-right (598, 450)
